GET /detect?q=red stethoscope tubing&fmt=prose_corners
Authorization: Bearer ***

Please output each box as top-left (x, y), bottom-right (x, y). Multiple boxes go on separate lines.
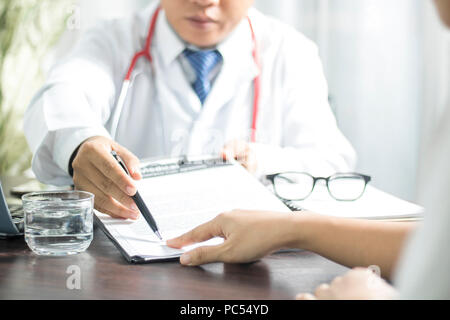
top-left (247, 16), bottom-right (260, 143)
top-left (125, 7), bottom-right (161, 81)
top-left (123, 7), bottom-right (260, 142)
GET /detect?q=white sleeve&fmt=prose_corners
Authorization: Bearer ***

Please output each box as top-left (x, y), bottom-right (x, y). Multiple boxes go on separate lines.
top-left (23, 20), bottom-right (124, 185)
top-left (254, 33), bottom-right (357, 178)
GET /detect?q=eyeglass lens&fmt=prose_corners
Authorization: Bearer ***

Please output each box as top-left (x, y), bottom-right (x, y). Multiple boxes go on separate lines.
top-left (274, 173), bottom-right (367, 201)
top-left (274, 173), bottom-right (314, 200)
top-left (328, 174), bottom-right (366, 200)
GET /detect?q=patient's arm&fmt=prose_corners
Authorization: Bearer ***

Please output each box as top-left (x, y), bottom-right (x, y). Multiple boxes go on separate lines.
top-left (167, 210), bottom-right (416, 279)
top-left (298, 213), bottom-right (416, 279)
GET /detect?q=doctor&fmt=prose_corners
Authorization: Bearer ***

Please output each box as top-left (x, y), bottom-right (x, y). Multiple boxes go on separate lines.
top-left (24, 0), bottom-right (356, 219)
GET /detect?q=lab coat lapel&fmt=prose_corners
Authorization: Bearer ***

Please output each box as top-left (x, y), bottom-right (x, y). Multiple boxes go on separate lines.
top-left (200, 18), bottom-right (260, 123)
top-left (150, 9), bottom-right (259, 155)
top-left (157, 59), bottom-right (201, 116)
top-left (153, 10), bottom-right (202, 116)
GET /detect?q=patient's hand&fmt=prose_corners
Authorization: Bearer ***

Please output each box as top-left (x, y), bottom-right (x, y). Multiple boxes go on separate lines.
top-left (72, 136), bottom-right (142, 220)
top-left (296, 268), bottom-right (398, 300)
top-left (221, 140), bottom-right (257, 173)
top-left (166, 209), bottom-right (302, 266)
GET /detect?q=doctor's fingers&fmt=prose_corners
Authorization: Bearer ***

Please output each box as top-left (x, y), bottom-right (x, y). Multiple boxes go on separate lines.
top-left (73, 172), bottom-right (139, 220)
top-left (84, 147), bottom-right (138, 197)
top-left (240, 149), bottom-right (257, 173)
top-left (222, 140), bottom-right (250, 160)
top-left (166, 217), bottom-right (224, 249)
top-left (112, 143), bottom-right (142, 180)
top-left (76, 167), bottom-right (139, 213)
top-left (223, 143), bottom-right (257, 173)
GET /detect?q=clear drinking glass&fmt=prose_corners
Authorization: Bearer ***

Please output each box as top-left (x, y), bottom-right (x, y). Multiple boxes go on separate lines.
top-left (22, 191), bottom-right (94, 256)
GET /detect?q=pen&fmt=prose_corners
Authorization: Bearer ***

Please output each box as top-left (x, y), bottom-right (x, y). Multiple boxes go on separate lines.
top-left (111, 150), bottom-right (163, 241)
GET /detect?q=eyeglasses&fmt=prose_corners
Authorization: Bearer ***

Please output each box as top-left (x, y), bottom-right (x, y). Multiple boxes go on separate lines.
top-left (266, 172), bottom-right (371, 201)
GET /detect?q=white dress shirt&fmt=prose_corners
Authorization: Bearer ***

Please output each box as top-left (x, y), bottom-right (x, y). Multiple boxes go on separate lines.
top-left (24, 1), bottom-right (356, 186)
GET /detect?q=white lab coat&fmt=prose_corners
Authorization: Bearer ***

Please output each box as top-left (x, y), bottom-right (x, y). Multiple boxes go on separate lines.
top-left (24, 2), bottom-right (356, 186)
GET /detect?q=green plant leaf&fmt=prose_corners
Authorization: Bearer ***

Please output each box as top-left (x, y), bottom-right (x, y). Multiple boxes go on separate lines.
top-left (0, 0), bottom-right (72, 175)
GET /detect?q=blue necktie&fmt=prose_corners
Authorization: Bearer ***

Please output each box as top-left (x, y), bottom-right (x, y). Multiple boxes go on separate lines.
top-left (184, 48), bottom-right (222, 104)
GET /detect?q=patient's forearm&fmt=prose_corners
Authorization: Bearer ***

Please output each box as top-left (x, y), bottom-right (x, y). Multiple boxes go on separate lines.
top-left (291, 213), bottom-right (416, 279)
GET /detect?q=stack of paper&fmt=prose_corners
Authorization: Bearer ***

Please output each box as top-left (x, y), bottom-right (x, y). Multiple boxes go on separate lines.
top-left (290, 185), bottom-right (424, 221)
top-left (95, 163), bottom-right (291, 263)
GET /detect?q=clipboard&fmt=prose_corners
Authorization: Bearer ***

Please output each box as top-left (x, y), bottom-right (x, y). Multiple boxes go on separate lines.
top-left (94, 155), bottom-right (291, 263)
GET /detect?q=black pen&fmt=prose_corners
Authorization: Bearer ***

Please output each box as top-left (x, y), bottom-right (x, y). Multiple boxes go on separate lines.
top-left (111, 151), bottom-right (162, 241)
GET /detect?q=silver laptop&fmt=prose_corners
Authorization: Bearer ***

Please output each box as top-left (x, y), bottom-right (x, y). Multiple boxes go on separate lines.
top-left (0, 182), bottom-right (24, 238)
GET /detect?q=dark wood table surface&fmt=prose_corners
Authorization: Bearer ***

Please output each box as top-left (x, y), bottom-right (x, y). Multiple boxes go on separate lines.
top-left (0, 176), bottom-right (348, 300)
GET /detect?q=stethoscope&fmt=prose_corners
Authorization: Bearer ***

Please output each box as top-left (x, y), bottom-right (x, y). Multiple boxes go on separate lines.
top-left (110, 6), bottom-right (261, 143)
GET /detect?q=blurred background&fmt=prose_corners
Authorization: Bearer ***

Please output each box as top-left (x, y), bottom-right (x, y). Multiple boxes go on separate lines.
top-left (1, 0), bottom-right (449, 202)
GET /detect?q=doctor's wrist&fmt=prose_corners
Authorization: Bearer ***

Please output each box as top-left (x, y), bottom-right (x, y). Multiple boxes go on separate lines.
top-left (68, 135), bottom-right (110, 177)
top-left (68, 144), bottom-right (82, 177)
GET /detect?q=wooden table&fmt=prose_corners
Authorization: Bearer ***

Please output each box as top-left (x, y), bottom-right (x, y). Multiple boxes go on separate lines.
top-left (0, 177), bottom-right (348, 300)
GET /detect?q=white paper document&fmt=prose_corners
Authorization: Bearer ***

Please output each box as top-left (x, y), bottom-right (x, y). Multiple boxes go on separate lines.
top-left (95, 163), bottom-right (290, 263)
top-left (291, 185), bottom-right (424, 220)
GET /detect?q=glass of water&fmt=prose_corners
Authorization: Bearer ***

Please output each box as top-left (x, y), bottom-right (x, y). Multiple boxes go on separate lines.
top-left (22, 191), bottom-right (94, 256)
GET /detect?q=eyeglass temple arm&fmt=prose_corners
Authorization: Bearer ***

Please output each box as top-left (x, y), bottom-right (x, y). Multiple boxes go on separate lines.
top-left (267, 173), bottom-right (371, 184)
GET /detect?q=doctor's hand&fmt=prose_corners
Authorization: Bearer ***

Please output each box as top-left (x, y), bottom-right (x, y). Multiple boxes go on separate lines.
top-left (71, 136), bottom-right (142, 220)
top-left (166, 209), bottom-right (301, 266)
top-left (221, 140), bottom-right (257, 174)
top-left (295, 268), bottom-right (398, 300)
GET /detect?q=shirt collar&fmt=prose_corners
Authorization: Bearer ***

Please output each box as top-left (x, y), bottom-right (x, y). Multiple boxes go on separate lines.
top-left (154, 9), bottom-right (259, 78)
top-left (154, 10), bottom-right (186, 67)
